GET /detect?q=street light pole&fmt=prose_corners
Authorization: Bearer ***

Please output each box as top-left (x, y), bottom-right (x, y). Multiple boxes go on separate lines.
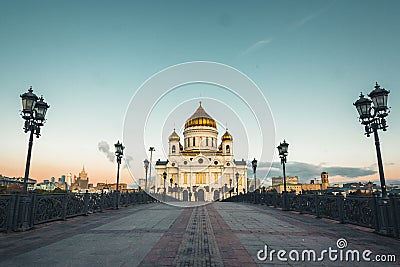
top-left (149, 147), bottom-right (155, 193)
top-left (252, 158), bottom-right (257, 192)
top-left (223, 183), bottom-right (227, 200)
top-left (354, 83), bottom-right (390, 199)
top-left (163, 171), bottom-right (167, 202)
top-left (170, 177), bottom-right (173, 198)
top-left (23, 130), bottom-right (34, 193)
top-left (20, 87), bottom-right (49, 193)
top-left (235, 172), bottom-right (239, 197)
top-left (373, 127), bottom-right (387, 198)
top-left (229, 178), bottom-right (232, 198)
top-left (144, 159), bottom-right (149, 192)
top-left (277, 140), bottom-right (289, 211)
top-left (115, 141), bottom-right (124, 209)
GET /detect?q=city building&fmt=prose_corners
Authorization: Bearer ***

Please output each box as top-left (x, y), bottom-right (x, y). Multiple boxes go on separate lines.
top-left (301, 172), bottom-right (330, 192)
top-left (95, 182), bottom-right (127, 192)
top-left (71, 166), bottom-right (89, 190)
top-left (67, 173), bottom-right (72, 187)
top-left (270, 172), bottom-right (330, 194)
top-left (0, 175), bottom-right (36, 191)
top-left (271, 176), bottom-right (300, 186)
top-left (155, 102), bottom-right (247, 201)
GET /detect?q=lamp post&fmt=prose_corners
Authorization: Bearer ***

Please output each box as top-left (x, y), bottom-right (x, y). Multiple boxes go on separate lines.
top-left (20, 87), bottom-right (49, 193)
top-left (144, 159), bottom-right (149, 192)
top-left (170, 177), bottom-right (173, 198)
top-left (277, 140), bottom-right (289, 211)
top-left (252, 158), bottom-right (257, 192)
top-left (229, 178), bottom-right (232, 198)
top-left (114, 141), bottom-right (124, 209)
top-left (235, 172), bottom-right (239, 196)
top-left (223, 183), bottom-right (227, 200)
top-left (149, 147), bottom-right (155, 193)
top-left (174, 183), bottom-right (178, 200)
top-left (163, 171), bottom-right (167, 201)
top-left (354, 82), bottom-right (390, 199)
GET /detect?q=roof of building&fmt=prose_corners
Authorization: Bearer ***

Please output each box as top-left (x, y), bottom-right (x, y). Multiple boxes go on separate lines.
top-left (168, 129), bottom-right (180, 141)
top-left (185, 102), bottom-right (217, 129)
top-left (155, 159), bottom-right (169, 165)
top-left (222, 130), bottom-right (233, 141)
top-left (234, 159), bottom-right (246, 165)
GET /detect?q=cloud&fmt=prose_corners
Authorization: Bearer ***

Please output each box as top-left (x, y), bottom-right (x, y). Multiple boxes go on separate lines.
top-left (98, 141), bottom-right (115, 162)
top-left (240, 38), bottom-right (273, 57)
top-left (239, 2), bottom-right (335, 58)
top-left (98, 141), bottom-right (133, 170)
top-left (290, 1), bottom-right (335, 31)
top-left (291, 13), bottom-right (318, 30)
top-left (123, 155), bottom-right (133, 169)
top-left (324, 166), bottom-right (376, 178)
top-left (247, 161), bottom-right (377, 183)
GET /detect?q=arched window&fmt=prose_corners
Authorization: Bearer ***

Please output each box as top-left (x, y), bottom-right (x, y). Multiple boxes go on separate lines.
top-left (172, 145), bottom-right (176, 153)
top-left (226, 145), bottom-right (230, 153)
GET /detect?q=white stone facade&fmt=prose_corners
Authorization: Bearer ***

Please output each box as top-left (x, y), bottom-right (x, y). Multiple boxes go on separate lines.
top-left (155, 103), bottom-right (247, 202)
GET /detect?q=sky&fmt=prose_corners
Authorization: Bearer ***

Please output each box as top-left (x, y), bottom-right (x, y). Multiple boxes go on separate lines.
top-left (0, 0), bottom-right (399, 187)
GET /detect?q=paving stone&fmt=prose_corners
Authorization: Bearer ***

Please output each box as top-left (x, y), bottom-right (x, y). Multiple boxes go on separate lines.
top-left (0, 202), bottom-right (399, 266)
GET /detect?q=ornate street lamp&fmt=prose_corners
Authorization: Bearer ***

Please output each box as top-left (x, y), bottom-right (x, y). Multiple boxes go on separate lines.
top-left (235, 172), bottom-right (239, 196)
top-left (277, 140), bottom-right (289, 211)
top-left (170, 177), bottom-right (173, 197)
top-left (143, 159), bottom-right (149, 192)
top-left (114, 140), bottom-right (124, 209)
top-left (223, 183), bottom-right (227, 200)
top-left (174, 183), bottom-right (178, 199)
top-left (354, 82), bottom-right (390, 199)
top-left (149, 147), bottom-right (155, 193)
top-left (229, 177), bottom-right (232, 198)
top-left (251, 158), bottom-right (257, 191)
top-left (163, 171), bottom-right (167, 201)
top-left (20, 87), bottom-right (49, 193)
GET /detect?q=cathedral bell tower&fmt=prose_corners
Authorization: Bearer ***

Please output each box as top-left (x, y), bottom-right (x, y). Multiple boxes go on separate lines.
top-left (221, 130), bottom-right (233, 155)
top-left (168, 129), bottom-right (181, 156)
top-left (321, 172), bottom-right (329, 190)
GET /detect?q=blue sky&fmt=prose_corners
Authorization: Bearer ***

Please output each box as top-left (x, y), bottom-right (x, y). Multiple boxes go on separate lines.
top-left (0, 0), bottom-right (399, 185)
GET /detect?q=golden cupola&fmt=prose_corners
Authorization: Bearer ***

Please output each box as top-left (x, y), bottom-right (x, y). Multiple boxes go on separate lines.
top-left (222, 130), bottom-right (233, 141)
top-left (184, 102), bottom-right (217, 129)
top-left (168, 129), bottom-right (180, 142)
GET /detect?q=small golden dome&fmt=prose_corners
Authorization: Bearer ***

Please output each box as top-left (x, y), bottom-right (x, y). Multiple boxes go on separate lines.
top-left (168, 129), bottom-right (180, 141)
top-left (222, 130), bottom-right (233, 141)
top-left (184, 102), bottom-right (217, 129)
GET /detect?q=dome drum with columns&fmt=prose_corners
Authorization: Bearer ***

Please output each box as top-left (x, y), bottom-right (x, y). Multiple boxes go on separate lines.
top-left (155, 102), bottom-right (247, 202)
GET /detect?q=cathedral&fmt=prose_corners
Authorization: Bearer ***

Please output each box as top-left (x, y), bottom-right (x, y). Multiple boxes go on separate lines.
top-left (155, 102), bottom-right (247, 201)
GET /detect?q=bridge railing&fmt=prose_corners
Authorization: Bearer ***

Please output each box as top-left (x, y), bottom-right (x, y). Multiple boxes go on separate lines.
top-left (224, 192), bottom-right (400, 238)
top-left (0, 191), bottom-right (155, 232)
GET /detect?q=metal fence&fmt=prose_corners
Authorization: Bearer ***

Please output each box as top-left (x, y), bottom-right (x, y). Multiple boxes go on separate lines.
top-left (0, 191), bottom-right (155, 232)
top-left (225, 192), bottom-right (400, 238)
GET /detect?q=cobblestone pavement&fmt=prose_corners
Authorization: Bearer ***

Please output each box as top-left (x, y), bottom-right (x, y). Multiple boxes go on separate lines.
top-left (0, 202), bottom-right (399, 266)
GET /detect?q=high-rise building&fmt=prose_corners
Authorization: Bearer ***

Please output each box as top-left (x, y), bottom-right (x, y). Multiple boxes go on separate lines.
top-left (71, 166), bottom-right (89, 190)
top-left (67, 173), bottom-right (72, 186)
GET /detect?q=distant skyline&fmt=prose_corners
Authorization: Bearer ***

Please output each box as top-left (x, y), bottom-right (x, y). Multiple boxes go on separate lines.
top-left (0, 0), bottom-right (399, 186)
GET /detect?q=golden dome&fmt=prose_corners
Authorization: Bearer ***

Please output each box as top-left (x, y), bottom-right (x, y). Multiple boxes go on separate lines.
top-left (168, 129), bottom-right (180, 141)
top-left (222, 130), bottom-right (233, 141)
top-left (184, 102), bottom-right (217, 129)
